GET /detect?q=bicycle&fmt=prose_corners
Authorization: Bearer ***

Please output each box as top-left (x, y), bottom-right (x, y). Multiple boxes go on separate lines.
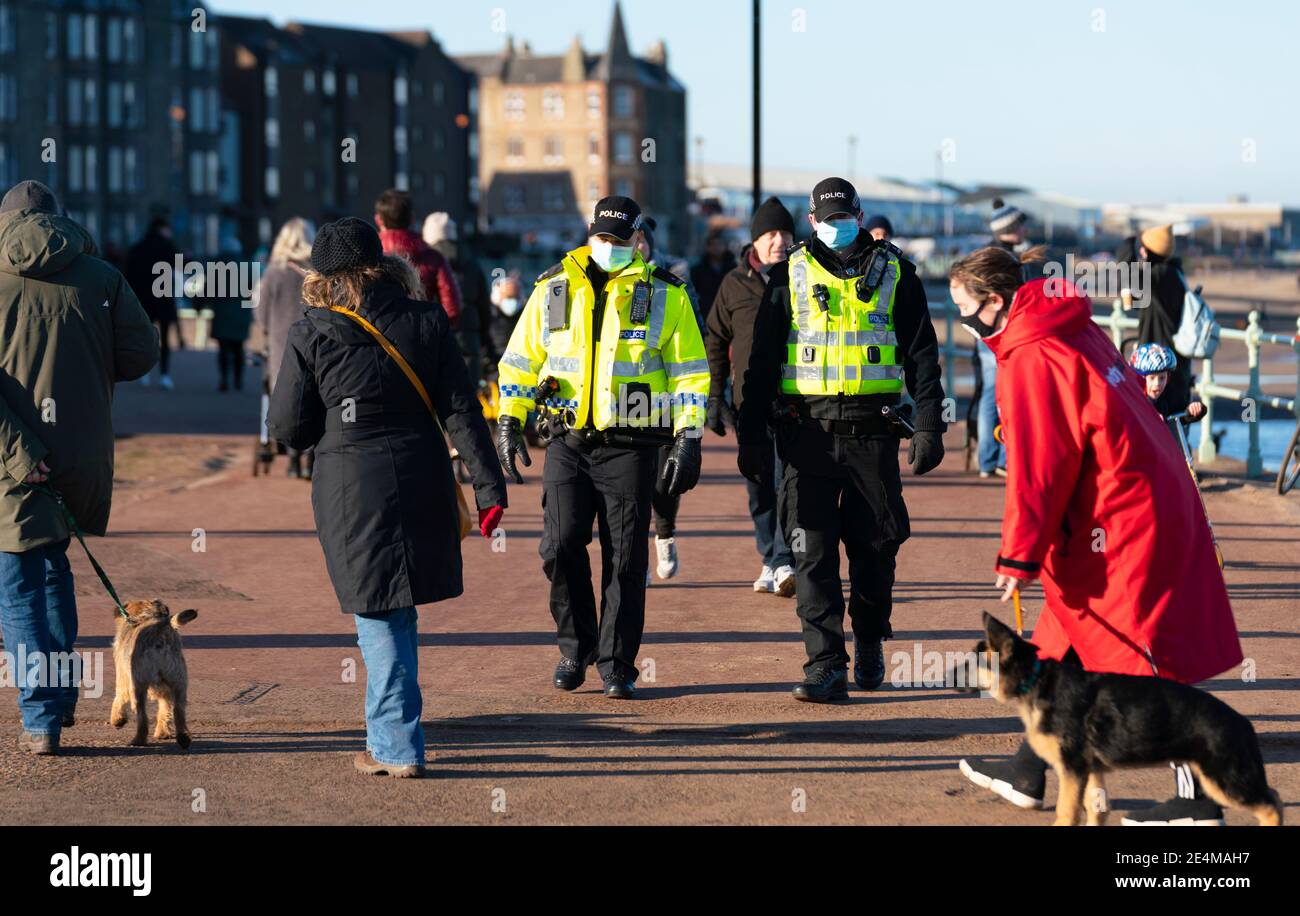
top-left (1277, 416), bottom-right (1300, 495)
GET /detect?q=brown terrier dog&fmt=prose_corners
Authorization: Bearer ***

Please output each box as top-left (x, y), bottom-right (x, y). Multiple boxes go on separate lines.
top-left (109, 600), bottom-right (197, 749)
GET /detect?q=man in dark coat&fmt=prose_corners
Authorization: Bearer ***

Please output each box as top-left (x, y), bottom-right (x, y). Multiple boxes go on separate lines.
top-left (268, 218), bottom-right (506, 778)
top-left (124, 215), bottom-right (182, 389)
top-left (0, 180), bottom-right (158, 754)
top-left (706, 196), bottom-right (797, 596)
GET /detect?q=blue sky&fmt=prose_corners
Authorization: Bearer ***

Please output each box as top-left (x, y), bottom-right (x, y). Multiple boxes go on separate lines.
top-left (211, 0), bottom-right (1300, 205)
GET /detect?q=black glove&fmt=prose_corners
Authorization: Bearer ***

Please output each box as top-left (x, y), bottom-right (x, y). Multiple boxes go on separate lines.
top-left (496, 416), bottom-right (531, 485)
top-left (737, 439), bottom-right (772, 488)
top-left (660, 429), bottom-right (702, 496)
top-left (908, 429), bottom-right (944, 476)
top-left (706, 397), bottom-right (728, 437)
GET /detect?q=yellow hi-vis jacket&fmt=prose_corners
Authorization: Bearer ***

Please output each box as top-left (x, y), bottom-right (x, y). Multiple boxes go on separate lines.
top-left (782, 244), bottom-right (904, 396)
top-left (496, 247), bottom-right (708, 434)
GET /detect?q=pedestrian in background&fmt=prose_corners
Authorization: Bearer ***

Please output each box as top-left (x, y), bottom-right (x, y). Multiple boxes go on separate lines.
top-left (374, 189), bottom-right (462, 325)
top-left (706, 196), bottom-right (797, 597)
top-left (485, 273), bottom-right (525, 371)
top-left (424, 212), bottom-right (490, 386)
top-left (690, 228), bottom-right (737, 320)
top-left (0, 180), bottom-right (158, 755)
top-left (865, 215), bottom-right (894, 242)
top-left (125, 215), bottom-right (183, 391)
top-left (210, 246), bottom-right (253, 393)
top-left (256, 217), bottom-right (317, 478)
top-left (268, 218), bottom-right (506, 778)
top-left (1127, 224), bottom-right (1193, 414)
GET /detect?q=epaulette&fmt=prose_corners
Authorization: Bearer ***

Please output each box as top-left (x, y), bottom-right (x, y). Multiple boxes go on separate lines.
top-left (536, 262), bottom-right (564, 282)
top-left (651, 265), bottom-right (686, 287)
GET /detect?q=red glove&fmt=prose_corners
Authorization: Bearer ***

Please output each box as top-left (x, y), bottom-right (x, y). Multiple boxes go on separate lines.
top-left (478, 505), bottom-right (504, 538)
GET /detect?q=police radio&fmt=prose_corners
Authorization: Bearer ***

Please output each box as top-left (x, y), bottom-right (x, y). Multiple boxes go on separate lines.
top-left (812, 283), bottom-right (830, 312)
top-left (856, 247), bottom-right (889, 301)
top-left (629, 280), bottom-right (651, 324)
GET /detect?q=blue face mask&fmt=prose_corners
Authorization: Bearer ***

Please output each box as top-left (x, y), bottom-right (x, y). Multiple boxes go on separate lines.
top-left (815, 218), bottom-right (859, 250)
top-left (589, 239), bottom-right (635, 273)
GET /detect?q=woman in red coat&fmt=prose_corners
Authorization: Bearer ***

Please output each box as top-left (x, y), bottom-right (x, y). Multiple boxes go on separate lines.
top-left (950, 247), bottom-right (1243, 825)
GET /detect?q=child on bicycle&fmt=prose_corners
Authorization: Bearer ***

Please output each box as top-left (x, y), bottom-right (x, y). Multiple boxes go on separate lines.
top-left (1130, 343), bottom-right (1205, 427)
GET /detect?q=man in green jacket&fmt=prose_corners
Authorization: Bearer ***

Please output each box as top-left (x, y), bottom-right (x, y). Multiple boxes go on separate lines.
top-left (0, 180), bottom-right (158, 754)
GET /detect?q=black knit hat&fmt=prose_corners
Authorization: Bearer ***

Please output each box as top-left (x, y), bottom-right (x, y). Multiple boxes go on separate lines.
top-left (310, 217), bottom-right (384, 275)
top-left (750, 196), bottom-right (795, 241)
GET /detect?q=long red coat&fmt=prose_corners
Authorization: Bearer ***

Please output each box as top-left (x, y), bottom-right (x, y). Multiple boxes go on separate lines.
top-left (985, 278), bottom-right (1241, 684)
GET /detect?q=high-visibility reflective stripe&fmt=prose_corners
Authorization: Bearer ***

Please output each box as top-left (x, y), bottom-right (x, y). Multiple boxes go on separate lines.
top-left (664, 358), bottom-right (708, 378)
top-left (874, 258), bottom-right (898, 314)
top-left (781, 365), bottom-right (902, 382)
top-left (500, 383), bottom-right (532, 399)
top-left (646, 285), bottom-right (669, 346)
top-left (791, 250), bottom-right (811, 332)
top-left (787, 329), bottom-right (898, 347)
top-left (500, 350), bottom-right (537, 371)
top-left (611, 354), bottom-right (665, 377)
top-left (546, 355), bottom-right (580, 373)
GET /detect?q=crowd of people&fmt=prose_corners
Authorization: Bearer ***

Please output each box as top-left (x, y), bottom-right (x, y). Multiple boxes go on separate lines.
top-left (0, 172), bottom-right (1251, 824)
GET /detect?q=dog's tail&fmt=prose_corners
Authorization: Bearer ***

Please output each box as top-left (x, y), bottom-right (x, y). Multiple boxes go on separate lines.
top-left (171, 609), bottom-right (198, 629)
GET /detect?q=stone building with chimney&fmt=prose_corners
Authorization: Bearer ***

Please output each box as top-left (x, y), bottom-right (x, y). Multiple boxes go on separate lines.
top-left (457, 1), bottom-right (688, 251)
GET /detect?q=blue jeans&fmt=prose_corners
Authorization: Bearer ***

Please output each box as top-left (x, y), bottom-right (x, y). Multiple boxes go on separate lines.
top-left (353, 607), bottom-right (424, 767)
top-left (0, 539), bottom-right (77, 736)
top-left (745, 431), bottom-right (794, 569)
top-left (976, 340), bottom-right (1005, 473)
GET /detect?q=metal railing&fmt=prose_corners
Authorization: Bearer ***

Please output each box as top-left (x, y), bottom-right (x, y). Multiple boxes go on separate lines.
top-left (935, 299), bottom-right (1300, 477)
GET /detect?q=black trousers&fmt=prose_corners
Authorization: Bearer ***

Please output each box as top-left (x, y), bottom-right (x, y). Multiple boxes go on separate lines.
top-left (540, 435), bottom-right (658, 679)
top-left (776, 423), bottom-right (911, 673)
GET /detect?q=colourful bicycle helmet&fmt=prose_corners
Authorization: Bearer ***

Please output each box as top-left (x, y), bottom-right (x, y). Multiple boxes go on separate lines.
top-left (1129, 342), bottom-right (1177, 375)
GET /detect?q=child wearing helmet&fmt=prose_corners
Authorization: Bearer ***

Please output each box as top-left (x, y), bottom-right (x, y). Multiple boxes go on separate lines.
top-left (1130, 343), bottom-right (1205, 423)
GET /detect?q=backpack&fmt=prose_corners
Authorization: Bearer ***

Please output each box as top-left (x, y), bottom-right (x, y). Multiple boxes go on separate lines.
top-left (1171, 270), bottom-right (1220, 359)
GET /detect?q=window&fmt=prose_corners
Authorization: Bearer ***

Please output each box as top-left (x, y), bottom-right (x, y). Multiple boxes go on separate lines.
top-left (46, 12), bottom-right (58, 59)
top-left (542, 183), bottom-right (565, 212)
top-left (586, 89), bottom-right (601, 119)
top-left (0, 142), bottom-right (12, 190)
top-left (543, 136), bottom-right (563, 165)
top-left (503, 184), bottom-right (524, 211)
top-left (208, 89), bottom-right (219, 134)
top-left (393, 75), bottom-right (407, 106)
top-left (107, 18), bottom-right (122, 62)
top-left (124, 18), bottom-right (139, 62)
top-left (264, 167), bottom-right (279, 198)
top-left (543, 89), bottom-right (564, 119)
top-left (68, 15), bottom-right (83, 59)
top-left (432, 81), bottom-right (444, 105)
top-left (394, 126), bottom-right (408, 154)
top-left (303, 120), bottom-right (316, 143)
top-left (124, 82), bottom-right (139, 127)
top-left (264, 67), bottom-right (278, 98)
top-left (84, 14), bottom-right (98, 60)
top-left (68, 146), bottom-right (83, 192)
top-left (190, 88), bottom-right (204, 132)
top-left (467, 132), bottom-right (477, 158)
top-left (207, 151), bottom-right (219, 194)
top-left (67, 79), bottom-right (83, 125)
top-left (0, 75), bottom-right (14, 122)
top-left (107, 82), bottom-right (122, 127)
top-left (124, 148), bottom-right (138, 192)
top-left (190, 152), bottom-right (203, 195)
top-left (505, 136), bottom-right (524, 162)
top-left (612, 85), bottom-right (634, 118)
top-left (613, 132), bottom-right (633, 164)
top-left (347, 73), bottom-right (358, 98)
top-left (433, 128), bottom-right (445, 152)
top-left (84, 79), bottom-right (98, 126)
top-left (468, 86), bottom-right (478, 114)
top-left (394, 172), bottom-right (409, 192)
top-left (322, 68), bottom-right (335, 96)
top-left (0, 4), bottom-right (14, 55)
top-left (107, 147), bottom-right (123, 193)
top-left (503, 91), bottom-right (524, 120)
top-left (265, 118), bottom-right (279, 149)
top-left (188, 27), bottom-right (204, 69)
top-left (588, 133), bottom-right (600, 163)
top-left (614, 178), bottom-right (634, 198)
top-left (303, 70), bottom-right (315, 93)
top-left (84, 146), bottom-right (97, 192)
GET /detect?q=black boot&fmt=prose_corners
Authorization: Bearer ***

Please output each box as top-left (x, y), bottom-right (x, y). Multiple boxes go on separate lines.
top-left (853, 637), bottom-right (886, 690)
top-left (603, 667), bottom-right (637, 699)
top-left (959, 740), bottom-right (1048, 809)
top-left (792, 667), bottom-right (849, 703)
top-left (553, 656), bottom-right (586, 691)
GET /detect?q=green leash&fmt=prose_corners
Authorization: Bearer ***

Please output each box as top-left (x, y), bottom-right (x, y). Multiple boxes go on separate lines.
top-left (26, 483), bottom-right (129, 620)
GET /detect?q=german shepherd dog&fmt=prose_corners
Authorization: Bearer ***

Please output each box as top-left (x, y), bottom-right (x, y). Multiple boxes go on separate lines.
top-left (109, 600), bottom-right (198, 749)
top-left (974, 612), bottom-right (1282, 826)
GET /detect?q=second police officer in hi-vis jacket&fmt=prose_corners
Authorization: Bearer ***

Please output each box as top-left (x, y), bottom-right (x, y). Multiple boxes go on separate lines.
top-left (495, 197), bottom-right (709, 699)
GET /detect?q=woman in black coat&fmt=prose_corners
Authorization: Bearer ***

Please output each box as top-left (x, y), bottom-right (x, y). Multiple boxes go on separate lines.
top-left (268, 218), bottom-right (507, 778)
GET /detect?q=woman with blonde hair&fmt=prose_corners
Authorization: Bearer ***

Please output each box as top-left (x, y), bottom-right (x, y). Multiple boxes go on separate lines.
top-left (257, 217), bottom-right (317, 477)
top-left (268, 218), bottom-right (506, 778)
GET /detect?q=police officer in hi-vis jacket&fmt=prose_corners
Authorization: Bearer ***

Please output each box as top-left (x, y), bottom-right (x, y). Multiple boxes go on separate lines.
top-left (495, 197), bottom-right (708, 699)
top-left (738, 177), bottom-right (946, 703)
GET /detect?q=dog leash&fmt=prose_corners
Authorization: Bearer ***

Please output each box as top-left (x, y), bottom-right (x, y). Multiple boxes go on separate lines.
top-left (26, 483), bottom-right (129, 620)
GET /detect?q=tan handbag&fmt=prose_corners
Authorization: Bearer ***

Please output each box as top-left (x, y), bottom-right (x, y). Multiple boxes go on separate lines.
top-left (328, 306), bottom-right (474, 540)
